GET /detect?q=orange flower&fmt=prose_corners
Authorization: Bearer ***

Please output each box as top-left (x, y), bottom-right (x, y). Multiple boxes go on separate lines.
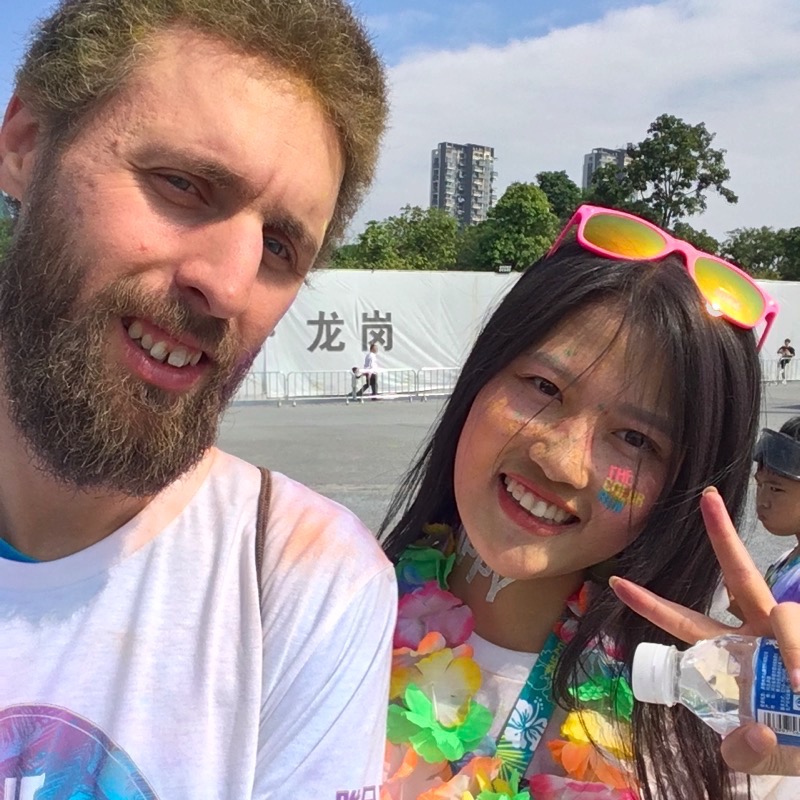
top-left (417, 757), bottom-right (502, 800)
top-left (382, 742), bottom-right (452, 800)
top-left (547, 711), bottom-right (634, 789)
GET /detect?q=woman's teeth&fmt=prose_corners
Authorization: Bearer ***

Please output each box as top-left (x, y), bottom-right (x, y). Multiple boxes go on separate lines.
top-left (503, 475), bottom-right (574, 523)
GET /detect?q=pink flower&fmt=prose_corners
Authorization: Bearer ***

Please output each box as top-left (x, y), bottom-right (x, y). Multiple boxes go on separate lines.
top-left (395, 582), bottom-right (474, 649)
top-left (529, 774), bottom-right (638, 799)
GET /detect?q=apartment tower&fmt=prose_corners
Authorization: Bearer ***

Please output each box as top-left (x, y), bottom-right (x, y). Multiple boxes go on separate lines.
top-left (430, 142), bottom-right (496, 227)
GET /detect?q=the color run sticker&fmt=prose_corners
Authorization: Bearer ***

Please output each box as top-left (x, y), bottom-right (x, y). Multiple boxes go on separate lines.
top-left (598, 466), bottom-right (645, 513)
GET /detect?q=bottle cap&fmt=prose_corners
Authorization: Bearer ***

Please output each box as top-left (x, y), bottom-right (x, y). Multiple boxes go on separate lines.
top-left (632, 642), bottom-right (677, 706)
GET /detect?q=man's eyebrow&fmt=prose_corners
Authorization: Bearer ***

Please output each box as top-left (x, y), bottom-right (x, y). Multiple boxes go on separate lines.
top-left (262, 211), bottom-right (320, 261)
top-left (135, 145), bottom-right (322, 257)
top-left (137, 145), bottom-right (247, 190)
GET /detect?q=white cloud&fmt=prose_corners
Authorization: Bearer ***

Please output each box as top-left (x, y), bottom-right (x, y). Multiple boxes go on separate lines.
top-left (350, 0), bottom-right (800, 240)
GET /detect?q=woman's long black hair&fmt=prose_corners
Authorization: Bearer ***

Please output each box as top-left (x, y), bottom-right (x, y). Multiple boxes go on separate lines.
top-left (380, 242), bottom-right (762, 800)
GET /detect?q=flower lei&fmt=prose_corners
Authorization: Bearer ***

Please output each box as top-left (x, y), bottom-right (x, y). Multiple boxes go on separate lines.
top-left (383, 525), bottom-right (639, 800)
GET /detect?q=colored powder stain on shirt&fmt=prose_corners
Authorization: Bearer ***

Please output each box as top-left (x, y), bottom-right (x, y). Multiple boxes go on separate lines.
top-left (0, 538), bottom-right (39, 563)
top-left (765, 549), bottom-right (800, 604)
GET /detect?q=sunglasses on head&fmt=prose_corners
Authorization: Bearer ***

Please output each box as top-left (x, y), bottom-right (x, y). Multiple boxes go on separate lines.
top-left (548, 204), bottom-right (778, 351)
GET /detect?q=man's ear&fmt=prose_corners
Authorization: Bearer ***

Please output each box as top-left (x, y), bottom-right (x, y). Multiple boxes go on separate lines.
top-left (0, 95), bottom-right (42, 202)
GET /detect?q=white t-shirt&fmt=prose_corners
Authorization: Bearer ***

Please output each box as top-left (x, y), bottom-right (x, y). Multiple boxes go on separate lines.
top-left (0, 450), bottom-right (396, 799)
top-left (364, 351), bottom-right (378, 372)
top-left (470, 632), bottom-right (798, 798)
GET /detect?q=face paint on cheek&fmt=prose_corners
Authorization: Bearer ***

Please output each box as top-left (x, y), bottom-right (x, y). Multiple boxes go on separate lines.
top-left (598, 465), bottom-right (647, 513)
top-left (483, 391), bottom-right (532, 438)
top-left (456, 528), bottom-right (515, 603)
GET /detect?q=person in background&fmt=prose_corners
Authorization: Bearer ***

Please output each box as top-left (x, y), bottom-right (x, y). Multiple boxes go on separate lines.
top-left (0, 1), bottom-right (395, 797)
top-left (754, 417), bottom-right (800, 603)
top-left (777, 338), bottom-right (795, 383)
top-left (358, 342), bottom-right (380, 396)
top-left (379, 205), bottom-right (800, 798)
top-left (351, 365), bottom-right (364, 399)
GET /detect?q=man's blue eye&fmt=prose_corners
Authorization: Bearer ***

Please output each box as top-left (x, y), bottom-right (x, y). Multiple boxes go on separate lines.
top-left (265, 237), bottom-right (289, 259)
top-left (165, 175), bottom-right (193, 192)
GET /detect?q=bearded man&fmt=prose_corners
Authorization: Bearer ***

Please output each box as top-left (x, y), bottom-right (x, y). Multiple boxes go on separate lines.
top-left (0, 2), bottom-right (394, 797)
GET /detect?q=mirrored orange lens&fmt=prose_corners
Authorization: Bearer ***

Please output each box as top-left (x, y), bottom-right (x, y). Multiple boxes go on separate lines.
top-left (694, 257), bottom-right (764, 326)
top-left (583, 214), bottom-right (667, 258)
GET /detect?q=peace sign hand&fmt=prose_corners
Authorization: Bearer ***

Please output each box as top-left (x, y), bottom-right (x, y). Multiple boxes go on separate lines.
top-left (610, 487), bottom-right (800, 777)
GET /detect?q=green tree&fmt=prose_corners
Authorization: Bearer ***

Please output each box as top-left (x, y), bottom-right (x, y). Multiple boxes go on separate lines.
top-left (354, 219), bottom-right (405, 270)
top-left (392, 205), bottom-right (458, 271)
top-left (583, 163), bottom-right (644, 217)
top-left (625, 114), bottom-right (737, 228)
top-left (330, 206), bottom-right (458, 270)
top-left (535, 170), bottom-right (583, 222)
top-left (454, 220), bottom-right (493, 270)
top-left (720, 227), bottom-right (784, 278)
top-left (671, 221), bottom-right (720, 255)
top-left (481, 183), bottom-right (560, 270)
top-left (779, 228), bottom-right (800, 281)
top-left (329, 242), bottom-right (360, 268)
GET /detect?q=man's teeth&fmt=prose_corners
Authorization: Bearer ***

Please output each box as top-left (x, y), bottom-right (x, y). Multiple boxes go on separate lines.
top-left (503, 476), bottom-right (572, 523)
top-left (125, 321), bottom-right (203, 368)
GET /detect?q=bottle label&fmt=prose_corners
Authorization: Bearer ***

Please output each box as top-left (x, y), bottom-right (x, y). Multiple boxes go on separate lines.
top-left (753, 638), bottom-right (800, 746)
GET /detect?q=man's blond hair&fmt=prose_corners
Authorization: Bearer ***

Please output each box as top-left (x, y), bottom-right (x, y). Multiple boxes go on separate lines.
top-left (15, 0), bottom-right (387, 255)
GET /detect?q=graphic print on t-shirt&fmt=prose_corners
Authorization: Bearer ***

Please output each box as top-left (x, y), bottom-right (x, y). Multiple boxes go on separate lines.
top-left (0, 705), bottom-right (158, 799)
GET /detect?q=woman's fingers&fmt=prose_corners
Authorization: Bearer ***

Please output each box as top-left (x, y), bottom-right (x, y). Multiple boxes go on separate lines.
top-left (700, 488), bottom-right (776, 630)
top-left (721, 724), bottom-right (800, 777)
top-left (771, 602), bottom-right (800, 691)
top-left (609, 576), bottom-right (731, 644)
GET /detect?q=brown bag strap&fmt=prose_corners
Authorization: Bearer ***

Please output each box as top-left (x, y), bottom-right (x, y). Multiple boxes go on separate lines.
top-left (255, 467), bottom-right (272, 590)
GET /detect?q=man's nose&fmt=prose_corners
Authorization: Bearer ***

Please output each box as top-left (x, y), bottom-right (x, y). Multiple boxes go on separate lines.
top-left (174, 217), bottom-right (264, 320)
top-left (527, 415), bottom-right (592, 489)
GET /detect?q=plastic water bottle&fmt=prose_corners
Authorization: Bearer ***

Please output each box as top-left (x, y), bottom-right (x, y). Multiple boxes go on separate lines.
top-left (632, 635), bottom-right (800, 745)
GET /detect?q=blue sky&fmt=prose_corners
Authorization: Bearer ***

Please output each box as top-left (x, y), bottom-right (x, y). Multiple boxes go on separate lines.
top-left (0, 1), bottom-right (640, 94)
top-left (1, 1), bottom-right (799, 240)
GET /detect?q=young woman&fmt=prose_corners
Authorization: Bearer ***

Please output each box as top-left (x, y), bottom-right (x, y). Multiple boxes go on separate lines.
top-left (380, 206), bottom-right (795, 799)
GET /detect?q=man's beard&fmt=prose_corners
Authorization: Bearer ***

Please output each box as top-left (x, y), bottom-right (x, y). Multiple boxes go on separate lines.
top-left (0, 179), bottom-right (255, 497)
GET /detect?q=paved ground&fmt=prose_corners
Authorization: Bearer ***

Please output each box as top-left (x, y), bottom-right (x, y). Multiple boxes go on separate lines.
top-left (219, 382), bottom-right (800, 574)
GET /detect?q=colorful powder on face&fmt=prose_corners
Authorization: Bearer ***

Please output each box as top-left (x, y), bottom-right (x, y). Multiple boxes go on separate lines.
top-left (598, 465), bottom-right (645, 513)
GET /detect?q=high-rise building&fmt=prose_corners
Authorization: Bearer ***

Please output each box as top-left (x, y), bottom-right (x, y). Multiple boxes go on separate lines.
top-left (582, 146), bottom-right (631, 190)
top-left (430, 142), bottom-right (496, 227)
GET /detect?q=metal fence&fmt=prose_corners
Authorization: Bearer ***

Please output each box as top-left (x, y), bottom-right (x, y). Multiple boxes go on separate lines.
top-left (233, 371), bottom-right (286, 402)
top-left (761, 358), bottom-right (799, 384)
top-left (234, 359), bottom-right (797, 403)
top-left (234, 367), bottom-right (459, 403)
top-left (417, 367), bottom-right (460, 397)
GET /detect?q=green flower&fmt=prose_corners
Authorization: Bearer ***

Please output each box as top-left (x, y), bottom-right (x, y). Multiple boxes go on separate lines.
top-left (396, 545), bottom-right (456, 591)
top-left (471, 769), bottom-right (531, 800)
top-left (387, 684), bottom-right (492, 763)
top-left (570, 675), bottom-right (634, 722)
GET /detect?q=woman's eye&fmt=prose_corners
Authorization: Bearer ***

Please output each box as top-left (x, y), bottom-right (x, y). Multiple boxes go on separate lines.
top-left (618, 430), bottom-right (655, 451)
top-left (530, 376), bottom-right (561, 399)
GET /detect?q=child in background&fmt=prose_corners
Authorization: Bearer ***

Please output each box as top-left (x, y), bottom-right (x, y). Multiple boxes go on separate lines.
top-left (380, 205), bottom-right (795, 799)
top-left (754, 417), bottom-right (800, 603)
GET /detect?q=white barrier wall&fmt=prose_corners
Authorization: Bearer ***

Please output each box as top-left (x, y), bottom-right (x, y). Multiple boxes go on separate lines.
top-left (256, 270), bottom-right (519, 376)
top-left (245, 271), bottom-right (800, 386)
